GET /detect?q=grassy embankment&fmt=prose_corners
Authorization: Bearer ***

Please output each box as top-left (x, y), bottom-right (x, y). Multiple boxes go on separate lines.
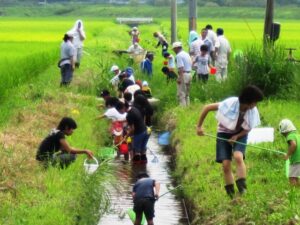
top-left (168, 101), bottom-right (300, 224)
top-left (0, 19), bottom-right (132, 225)
top-left (153, 19), bottom-right (300, 225)
top-left (0, 13), bottom-right (300, 224)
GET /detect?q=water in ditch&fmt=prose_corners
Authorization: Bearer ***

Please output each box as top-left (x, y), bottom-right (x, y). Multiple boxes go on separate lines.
top-left (97, 133), bottom-right (189, 225)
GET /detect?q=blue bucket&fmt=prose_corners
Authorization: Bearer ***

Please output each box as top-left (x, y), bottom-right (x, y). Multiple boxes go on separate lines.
top-left (158, 131), bottom-right (170, 145)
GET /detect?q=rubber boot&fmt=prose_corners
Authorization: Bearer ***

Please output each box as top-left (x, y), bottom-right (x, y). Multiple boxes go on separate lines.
top-left (140, 154), bottom-right (147, 164)
top-left (132, 155), bottom-right (141, 164)
top-left (224, 184), bottom-right (235, 199)
top-left (236, 178), bottom-right (247, 195)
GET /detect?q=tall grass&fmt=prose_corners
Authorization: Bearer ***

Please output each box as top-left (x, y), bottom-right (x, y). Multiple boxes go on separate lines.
top-left (231, 44), bottom-right (296, 98)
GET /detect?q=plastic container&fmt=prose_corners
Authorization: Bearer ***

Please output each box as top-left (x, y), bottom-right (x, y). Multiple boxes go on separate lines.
top-left (158, 131), bottom-right (170, 146)
top-left (127, 209), bottom-right (146, 225)
top-left (119, 143), bottom-right (129, 154)
top-left (210, 67), bottom-right (217, 75)
top-left (84, 157), bottom-right (99, 174)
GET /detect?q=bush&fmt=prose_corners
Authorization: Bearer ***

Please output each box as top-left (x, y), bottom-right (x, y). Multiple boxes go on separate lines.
top-left (231, 44), bottom-right (296, 98)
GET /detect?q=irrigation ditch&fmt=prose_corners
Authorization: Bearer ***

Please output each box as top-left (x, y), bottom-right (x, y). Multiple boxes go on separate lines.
top-left (97, 132), bottom-right (190, 225)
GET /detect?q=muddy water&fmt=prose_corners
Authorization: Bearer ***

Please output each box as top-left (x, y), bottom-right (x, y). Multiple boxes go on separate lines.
top-left (97, 133), bottom-right (188, 225)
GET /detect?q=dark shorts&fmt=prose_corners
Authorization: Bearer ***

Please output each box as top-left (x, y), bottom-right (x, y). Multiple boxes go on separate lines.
top-left (133, 130), bottom-right (150, 154)
top-left (134, 198), bottom-right (155, 220)
top-left (216, 132), bottom-right (248, 163)
top-left (197, 74), bottom-right (209, 82)
top-left (60, 64), bottom-right (73, 84)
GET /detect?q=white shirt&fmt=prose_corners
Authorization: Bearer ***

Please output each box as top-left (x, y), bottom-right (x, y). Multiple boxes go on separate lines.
top-left (216, 35), bottom-right (231, 67)
top-left (127, 44), bottom-right (144, 55)
top-left (194, 54), bottom-right (210, 74)
top-left (128, 74), bottom-right (135, 83)
top-left (125, 84), bottom-right (140, 95)
top-left (104, 108), bottom-right (127, 121)
top-left (110, 71), bottom-right (121, 87)
top-left (189, 39), bottom-right (204, 57)
top-left (176, 50), bottom-right (192, 72)
top-left (201, 38), bottom-right (215, 53)
top-left (60, 40), bottom-right (75, 66)
top-left (207, 30), bottom-right (220, 48)
top-left (68, 20), bottom-right (86, 48)
top-left (167, 54), bottom-right (176, 69)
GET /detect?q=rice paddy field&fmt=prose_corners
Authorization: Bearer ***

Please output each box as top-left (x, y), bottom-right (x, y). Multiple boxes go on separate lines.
top-left (0, 7), bottom-right (300, 225)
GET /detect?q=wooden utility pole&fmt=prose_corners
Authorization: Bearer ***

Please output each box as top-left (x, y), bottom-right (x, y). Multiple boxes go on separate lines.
top-left (188, 0), bottom-right (197, 31)
top-left (263, 0), bottom-right (274, 43)
top-left (171, 0), bottom-right (177, 43)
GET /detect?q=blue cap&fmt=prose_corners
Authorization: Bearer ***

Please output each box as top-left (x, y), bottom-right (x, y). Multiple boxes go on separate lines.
top-left (125, 67), bottom-right (134, 76)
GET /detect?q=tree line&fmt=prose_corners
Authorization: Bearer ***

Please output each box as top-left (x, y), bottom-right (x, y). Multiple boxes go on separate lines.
top-left (0, 0), bottom-right (299, 7)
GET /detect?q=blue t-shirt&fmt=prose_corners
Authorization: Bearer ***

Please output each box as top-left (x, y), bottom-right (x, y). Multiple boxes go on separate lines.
top-left (141, 59), bottom-right (152, 75)
top-left (133, 178), bottom-right (155, 200)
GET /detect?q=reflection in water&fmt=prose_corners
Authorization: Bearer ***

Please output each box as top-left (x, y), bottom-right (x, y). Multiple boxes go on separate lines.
top-left (97, 133), bottom-right (188, 225)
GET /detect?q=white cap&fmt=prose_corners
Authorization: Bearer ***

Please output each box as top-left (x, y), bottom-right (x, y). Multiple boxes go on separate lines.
top-left (172, 41), bottom-right (182, 49)
top-left (110, 65), bottom-right (119, 72)
top-left (142, 81), bottom-right (148, 86)
top-left (279, 119), bottom-right (297, 133)
top-left (132, 26), bottom-right (138, 30)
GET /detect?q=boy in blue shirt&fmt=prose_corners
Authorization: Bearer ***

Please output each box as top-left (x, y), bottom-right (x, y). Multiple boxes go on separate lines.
top-left (132, 172), bottom-right (160, 225)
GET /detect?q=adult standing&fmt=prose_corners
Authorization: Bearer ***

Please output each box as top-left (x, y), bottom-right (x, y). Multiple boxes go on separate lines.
top-left (200, 28), bottom-right (214, 59)
top-left (129, 27), bottom-right (140, 44)
top-left (215, 28), bottom-right (231, 82)
top-left (59, 33), bottom-right (75, 86)
top-left (153, 31), bottom-right (168, 56)
top-left (172, 42), bottom-right (193, 107)
top-left (205, 24), bottom-right (220, 63)
top-left (188, 30), bottom-right (204, 59)
top-left (68, 20), bottom-right (86, 68)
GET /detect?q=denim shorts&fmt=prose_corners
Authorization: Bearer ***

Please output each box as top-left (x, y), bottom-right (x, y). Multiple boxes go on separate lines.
top-left (132, 130), bottom-right (150, 154)
top-left (216, 132), bottom-right (248, 163)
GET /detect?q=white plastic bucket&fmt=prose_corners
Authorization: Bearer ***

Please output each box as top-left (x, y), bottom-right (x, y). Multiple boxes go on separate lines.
top-left (84, 157), bottom-right (99, 174)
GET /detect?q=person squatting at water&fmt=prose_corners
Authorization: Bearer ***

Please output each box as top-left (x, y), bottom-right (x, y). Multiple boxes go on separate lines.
top-left (36, 117), bottom-right (94, 168)
top-left (196, 85), bottom-right (264, 198)
top-left (59, 33), bottom-right (75, 86)
top-left (132, 172), bottom-right (160, 225)
top-left (67, 19), bottom-right (86, 68)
